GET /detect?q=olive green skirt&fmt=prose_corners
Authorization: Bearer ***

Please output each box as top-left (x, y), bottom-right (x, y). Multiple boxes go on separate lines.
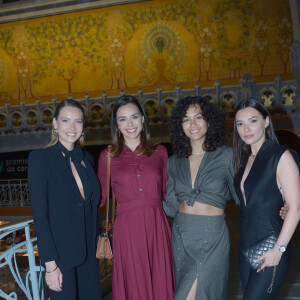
top-left (172, 212), bottom-right (230, 300)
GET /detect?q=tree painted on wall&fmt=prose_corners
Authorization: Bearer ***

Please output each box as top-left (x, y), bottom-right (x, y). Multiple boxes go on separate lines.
top-left (13, 41), bottom-right (35, 99)
top-left (0, 28), bottom-right (35, 100)
top-left (25, 14), bottom-right (107, 94)
top-left (276, 10), bottom-right (293, 74)
top-left (193, 20), bottom-right (216, 81)
top-left (81, 14), bottom-right (108, 87)
top-left (105, 27), bottom-right (128, 89)
top-left (0, 27), bottom-right (16, 99)
top-left (251, 12), bottom-right (271, 76)
top-left (214, 0), bottom-right (252, 79)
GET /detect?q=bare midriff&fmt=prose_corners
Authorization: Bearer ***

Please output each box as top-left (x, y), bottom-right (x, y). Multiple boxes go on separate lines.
top-left (178, 201), bottom-right (224, 215)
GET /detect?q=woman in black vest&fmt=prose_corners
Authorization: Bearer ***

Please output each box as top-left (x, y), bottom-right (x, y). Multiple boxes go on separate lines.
top-left (233, 99), bottom-right (300, 299)
top-left (28, 99), bottom-right (102, 299)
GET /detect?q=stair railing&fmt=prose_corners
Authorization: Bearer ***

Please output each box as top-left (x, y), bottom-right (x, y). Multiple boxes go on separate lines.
top-left (0, 218), bottom-right (45, 300)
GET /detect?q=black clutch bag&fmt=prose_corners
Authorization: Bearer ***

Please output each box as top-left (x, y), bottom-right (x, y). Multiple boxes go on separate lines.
top-left (242, 232), bottom-right (277, 270)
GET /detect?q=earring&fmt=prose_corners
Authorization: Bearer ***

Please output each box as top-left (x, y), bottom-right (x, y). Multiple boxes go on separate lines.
top-left (53, 128), bottom-right (58, 133)
top-left (81, 132), bottom-right (85, 136)
top-left (118, 128), bottom-right (120, 137)
top-left (142, 123), bottom-right (144, 131)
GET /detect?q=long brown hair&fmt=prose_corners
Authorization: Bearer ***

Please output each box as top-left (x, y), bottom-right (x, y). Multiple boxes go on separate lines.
top-left (110, 95), bottom-right (155, 157)
top-left (233, 99), bottom-right (278, 175)
top-left (48, 99), bottom-right (85, 148)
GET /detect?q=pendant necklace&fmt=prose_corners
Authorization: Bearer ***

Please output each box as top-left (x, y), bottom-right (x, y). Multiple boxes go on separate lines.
top-left (250, 153), bottom-right (256, 161)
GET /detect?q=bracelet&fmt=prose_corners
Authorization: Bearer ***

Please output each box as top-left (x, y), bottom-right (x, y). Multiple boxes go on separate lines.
top-left (46, 266), bottom-right (58, 273)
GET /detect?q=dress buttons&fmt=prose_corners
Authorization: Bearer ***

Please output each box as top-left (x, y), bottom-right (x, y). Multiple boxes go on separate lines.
top-left (139, 188), bottom-right (143, 191)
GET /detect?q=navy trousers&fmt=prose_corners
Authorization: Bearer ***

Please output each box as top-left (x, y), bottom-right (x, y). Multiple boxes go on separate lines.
top-left (49, 255), bottom-right (101, 300)
top-left (49, 204), bottom-right (102, 300)
top-left (238, 247), bottom-right (291, 300)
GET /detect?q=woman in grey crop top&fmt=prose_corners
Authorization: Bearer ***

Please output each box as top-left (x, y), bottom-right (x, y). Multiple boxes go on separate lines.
top-left (163, 96), bottom-right (239, 300)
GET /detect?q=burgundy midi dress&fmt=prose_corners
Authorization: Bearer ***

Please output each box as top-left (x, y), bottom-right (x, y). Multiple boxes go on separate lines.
top-left (98, 144), bottom-right (174, 300)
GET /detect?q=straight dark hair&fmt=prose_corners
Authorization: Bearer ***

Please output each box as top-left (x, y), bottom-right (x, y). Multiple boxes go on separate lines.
top-left (110, 95), bottom-right (155, 157)
top-left (233, 99), bottom-right (278, 175)
top-left (48, 99), bottom-right (85, 147)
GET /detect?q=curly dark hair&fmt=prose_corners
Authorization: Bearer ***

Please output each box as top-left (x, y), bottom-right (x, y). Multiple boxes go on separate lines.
top-left (169, 96), bottom-right (227, 158)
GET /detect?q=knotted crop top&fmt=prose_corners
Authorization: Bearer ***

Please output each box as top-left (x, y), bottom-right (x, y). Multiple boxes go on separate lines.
top-left (163, 145), bottom-right (239, 217)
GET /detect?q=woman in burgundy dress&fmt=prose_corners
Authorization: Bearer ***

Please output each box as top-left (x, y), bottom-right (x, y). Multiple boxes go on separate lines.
top-left (97, 95), bottom-right (174, 300)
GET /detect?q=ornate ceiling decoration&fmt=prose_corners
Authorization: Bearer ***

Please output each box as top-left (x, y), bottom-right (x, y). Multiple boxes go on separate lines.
top-left (0, 0), bottom-right (149, 23)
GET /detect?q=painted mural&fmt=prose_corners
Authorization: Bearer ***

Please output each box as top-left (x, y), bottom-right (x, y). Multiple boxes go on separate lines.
top-left (0, 0), bottom-right (294, 106)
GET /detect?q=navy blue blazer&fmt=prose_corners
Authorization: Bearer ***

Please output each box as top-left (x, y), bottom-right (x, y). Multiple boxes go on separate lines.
top-left (28, 142), bottom-right (101, 269)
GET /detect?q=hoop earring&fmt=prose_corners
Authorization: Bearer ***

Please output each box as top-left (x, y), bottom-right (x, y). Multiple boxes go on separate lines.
top-left (53, 128), bottom-right (58, 133)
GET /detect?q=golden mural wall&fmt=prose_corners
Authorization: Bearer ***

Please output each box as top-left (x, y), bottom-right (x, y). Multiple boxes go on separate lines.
top-left (0, 0), bottom-right (295, 106)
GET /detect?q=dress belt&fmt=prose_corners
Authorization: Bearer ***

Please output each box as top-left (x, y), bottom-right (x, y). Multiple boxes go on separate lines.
top-left (117, 199), bottom-right (162, 213)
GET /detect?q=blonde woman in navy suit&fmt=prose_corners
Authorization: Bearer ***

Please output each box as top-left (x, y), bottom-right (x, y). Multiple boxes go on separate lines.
top-left (28, 99), bottom-right (102, 299)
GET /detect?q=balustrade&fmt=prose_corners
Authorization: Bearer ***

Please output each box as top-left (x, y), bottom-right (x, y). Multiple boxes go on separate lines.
top-left (0, 219), bottom-right (44, 300)
top-left (0, 74), bottom-right (298, 137)
top-left (0, 180), bottom-right (30, 208)
top-left (0, 218), bottom-right (113, 299)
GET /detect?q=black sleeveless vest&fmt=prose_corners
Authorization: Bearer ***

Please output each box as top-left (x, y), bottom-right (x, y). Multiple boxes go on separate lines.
top-left (234, 139), bottom-right (299, 249)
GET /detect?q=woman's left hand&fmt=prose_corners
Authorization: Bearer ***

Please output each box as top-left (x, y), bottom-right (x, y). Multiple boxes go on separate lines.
top-left (279, 202), bottom-right (288, 220)
top-left (255, 247), bottom-right (282, 272)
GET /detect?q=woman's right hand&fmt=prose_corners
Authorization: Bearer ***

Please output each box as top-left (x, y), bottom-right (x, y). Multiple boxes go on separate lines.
top-left (45, 261), bottom-right (63, 292)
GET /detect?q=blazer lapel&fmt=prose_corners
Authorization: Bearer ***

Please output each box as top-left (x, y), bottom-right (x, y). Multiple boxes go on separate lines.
top-left (242, 140), bottom-right (272, 205)
top-left (50, 144), bottom-right (83, 200)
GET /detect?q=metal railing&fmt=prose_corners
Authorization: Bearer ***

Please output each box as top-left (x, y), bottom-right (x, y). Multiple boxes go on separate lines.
top-left (0, 218), bottom-right (45, 300)
top-left (0, 180), bottom-right (30, 208)
top-left (0, 218), bottom-right (113, 299)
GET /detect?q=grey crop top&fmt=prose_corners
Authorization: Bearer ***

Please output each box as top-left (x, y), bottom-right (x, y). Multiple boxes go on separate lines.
top-left (163, 145), bottom-right (239, 217)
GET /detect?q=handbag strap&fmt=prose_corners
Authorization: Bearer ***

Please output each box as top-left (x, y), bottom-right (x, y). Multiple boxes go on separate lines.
top-left (105, 145), bottom-right (116, 230)
top-left (112, 192), bottom-right (116, 227)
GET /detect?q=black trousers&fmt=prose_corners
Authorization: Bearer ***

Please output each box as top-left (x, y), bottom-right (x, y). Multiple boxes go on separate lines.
top-left (50, 204), bottom-right (102, 300)
top-left (238, 247), bottom-right (291, 300)
top-left (49, 255), bottom-right (102, 300)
